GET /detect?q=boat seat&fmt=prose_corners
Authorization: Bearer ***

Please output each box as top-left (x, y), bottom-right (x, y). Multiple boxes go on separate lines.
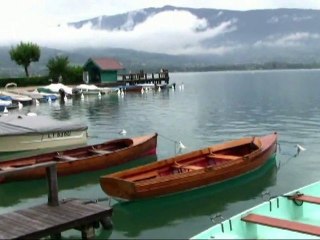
top-left (242, 214), bottom-right (320, 236)
top-left (181, 165), bottom-right (203, 171)
top-left (89, 148), bottom-right (113, 155)
top-left (289, 194), bottom-right (320, 205)
top-left (207, 154), bottom-right (240, 160)
top-left (0, 166), bottom-right (15, 171)
top-left (55, 155), bottom-right (78, 161)
top-left (172, 164), bottom-right (203, 173)
top-left (126, 171), bottom-right (159, 182)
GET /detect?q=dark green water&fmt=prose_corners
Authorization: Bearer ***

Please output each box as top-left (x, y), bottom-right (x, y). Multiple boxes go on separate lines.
top-left (1, 69), bottom-right (320, 239)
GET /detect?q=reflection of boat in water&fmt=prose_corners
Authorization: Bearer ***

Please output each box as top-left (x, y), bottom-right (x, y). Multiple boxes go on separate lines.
top-left (100, 133), bottom-right (277, 201)
top-left (191, 179), bottom-right (320, 239)
top-left (107, 158), bottom-right (278, 239)
top-left (0, 155), bottom-right (158, 207)
top-left (155, 83), bottom-right (176, 90)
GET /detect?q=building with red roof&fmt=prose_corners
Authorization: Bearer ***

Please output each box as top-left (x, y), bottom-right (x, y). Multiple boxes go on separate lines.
top-left (83, 58), bottom-right (125, 84)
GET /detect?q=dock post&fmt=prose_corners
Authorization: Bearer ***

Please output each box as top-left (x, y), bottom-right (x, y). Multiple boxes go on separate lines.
top-left (100, 216), bottom-right (113, 230)
top-left (81, 225), bottom-right (95, 239)
top-left (46, 164), bottom-right (59, 206)
top-left (50, 233), bottom-right (62, 239)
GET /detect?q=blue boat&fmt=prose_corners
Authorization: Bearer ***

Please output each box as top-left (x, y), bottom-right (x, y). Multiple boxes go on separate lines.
top-left (191, 180), bottom-right (320, 239)
top-left (0, 96), bottom-right (18, 112)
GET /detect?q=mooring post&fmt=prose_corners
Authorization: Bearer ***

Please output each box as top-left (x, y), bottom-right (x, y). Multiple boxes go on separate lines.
top-left (46, 164), bottom-right (59, 206)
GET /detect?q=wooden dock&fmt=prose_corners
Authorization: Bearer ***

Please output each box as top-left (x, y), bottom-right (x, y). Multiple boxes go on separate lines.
top-left (0, 162), bottom-right (113, 239)
top-left (117, 69), bottom-right (170, 85)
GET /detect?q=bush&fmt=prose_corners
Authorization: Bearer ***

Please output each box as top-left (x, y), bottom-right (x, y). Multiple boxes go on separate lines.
top-left (64, 66), bottom-right (84, 85)
top-left (0, 76), bottom-right (49, 87)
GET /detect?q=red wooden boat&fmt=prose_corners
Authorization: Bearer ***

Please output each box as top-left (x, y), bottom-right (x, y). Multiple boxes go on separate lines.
top-left (100, 132), bottom-right (277, 201)
top-left (0, 133), bottom-right (157, 183)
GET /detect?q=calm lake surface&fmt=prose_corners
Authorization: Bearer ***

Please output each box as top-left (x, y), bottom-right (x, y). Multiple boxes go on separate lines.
top-left (1, 69), bottom-right (320, 239)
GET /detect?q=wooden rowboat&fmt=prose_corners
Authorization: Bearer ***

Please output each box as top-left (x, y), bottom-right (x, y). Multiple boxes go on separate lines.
top-left (0, 133), bottom-right (157, 183)
top-left (191, 180), bottom-right (320, 239)
top-left (100, 132), bottom-right (277, 201)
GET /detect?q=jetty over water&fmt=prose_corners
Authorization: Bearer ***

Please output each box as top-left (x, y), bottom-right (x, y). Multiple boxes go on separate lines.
top-left (0, 162), bottom-right (113, 239)
top-left (97, 69), bottom-right (170, 87)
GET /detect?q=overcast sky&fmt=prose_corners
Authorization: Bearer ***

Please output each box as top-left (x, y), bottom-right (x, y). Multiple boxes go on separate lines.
top-left (0, 0), bottom-right (319, 54)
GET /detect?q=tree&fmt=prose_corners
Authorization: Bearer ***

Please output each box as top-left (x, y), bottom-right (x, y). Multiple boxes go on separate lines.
top-left (9, 42), bottom-right (40, 77)
top-left (46, 56), bottom-right (70, 83)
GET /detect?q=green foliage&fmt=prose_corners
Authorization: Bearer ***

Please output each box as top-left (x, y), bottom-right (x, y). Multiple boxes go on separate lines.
top-left (0, 76), bottom-right (49, 87)
top-left (9, 42), bottom-right (41, 77)
top-left (46, 55), bottom-right (83, 84)
top-left (46, 55), bottom-right (70, 82)
top-left (65, 65), bottom-right (84, 84)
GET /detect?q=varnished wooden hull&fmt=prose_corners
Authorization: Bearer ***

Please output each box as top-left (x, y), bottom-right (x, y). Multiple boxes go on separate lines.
top-left (100, 133), bottom-right (277, 201)
top-left (0, 133), bottom-right (157, 183)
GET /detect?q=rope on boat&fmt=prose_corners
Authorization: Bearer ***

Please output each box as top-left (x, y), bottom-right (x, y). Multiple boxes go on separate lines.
top-left (276, 142), bottom-right (306, 170)
top-left (157, 133), bottom-right (186, 155)
top-left (210, 213), bottom-right (224, 223)
top-left (283, 191), bottom-right (304, 206)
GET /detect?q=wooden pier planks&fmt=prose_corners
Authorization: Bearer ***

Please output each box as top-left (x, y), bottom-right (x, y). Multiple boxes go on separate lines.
top-left (0, 199), bottom-right (112, 239)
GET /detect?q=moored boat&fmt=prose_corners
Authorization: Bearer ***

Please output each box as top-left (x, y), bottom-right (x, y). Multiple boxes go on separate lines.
top-left (0, 133), bottom-right (157, 183)
top-left (0, 89), bottom-right (33, 106)
top-left (100, 132), bottom-right (277, 201)
top-left (0, 114), bottom-right (88, 153)
top-left (4, 82), bottom-right (45, 102)
top-left (191, 180), bottom-right (320, 239)
top-left (37, 83), bottom-right (73, 97)
top-left (72, 84), bottom-right (109, 95)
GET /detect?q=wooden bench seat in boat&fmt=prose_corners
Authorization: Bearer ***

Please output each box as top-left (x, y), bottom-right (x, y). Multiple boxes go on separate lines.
top-left (288, 194), bottom-right (320, 205)
top-left (126, 170), bottom-right (159, 182)
top-left (181, 165), bottom-right (203, 171)
top-left (242, 214), bottom-right (320, 236)
top-left (172, 161), bottom-right (203, 172)
top-left (88, 149), bottom-right (113, 155)
top-left (207, 153), bottom-right (240, 160)
top-left (55, 155), bottom-right (78, 161)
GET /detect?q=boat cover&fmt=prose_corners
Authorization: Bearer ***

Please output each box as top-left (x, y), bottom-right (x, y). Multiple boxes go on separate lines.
top-left (38, 83), bottom-right (73, 95)
top-left (0, 114), bottom-right (88, 136)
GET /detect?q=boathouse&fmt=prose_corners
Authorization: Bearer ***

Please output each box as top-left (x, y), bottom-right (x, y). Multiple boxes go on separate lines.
top-left (83, 58), bottom-right (124, 84)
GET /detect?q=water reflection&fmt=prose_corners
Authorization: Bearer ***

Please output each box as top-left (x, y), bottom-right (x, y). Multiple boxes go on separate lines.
top-left (0, 155), bottom-right (157, 207)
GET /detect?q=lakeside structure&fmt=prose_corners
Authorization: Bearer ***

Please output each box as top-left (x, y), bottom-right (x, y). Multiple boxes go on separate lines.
top-left (83, 57), bottom-right (169, 87)
top-left (0, 162), bottom-right (113, 239)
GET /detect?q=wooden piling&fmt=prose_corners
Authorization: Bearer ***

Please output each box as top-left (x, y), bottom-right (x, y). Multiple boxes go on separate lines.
top-left (0, 162), bottom-right (113, 239)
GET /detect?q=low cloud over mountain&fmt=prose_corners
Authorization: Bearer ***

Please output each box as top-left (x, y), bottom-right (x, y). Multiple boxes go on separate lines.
top-left (1, 6), bottom-right (320, 76)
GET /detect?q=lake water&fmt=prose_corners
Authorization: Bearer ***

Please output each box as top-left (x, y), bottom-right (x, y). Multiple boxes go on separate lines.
top-left (1, 69), bottom-right (320, 239)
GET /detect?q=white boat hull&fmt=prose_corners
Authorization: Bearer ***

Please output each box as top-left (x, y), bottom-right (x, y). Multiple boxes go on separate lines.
top-left (0, 129), bottom-right (87, 152)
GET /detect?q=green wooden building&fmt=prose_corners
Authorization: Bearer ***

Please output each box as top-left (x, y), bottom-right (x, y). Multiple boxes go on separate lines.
top-left (83, 58), bottom-right (124, 84)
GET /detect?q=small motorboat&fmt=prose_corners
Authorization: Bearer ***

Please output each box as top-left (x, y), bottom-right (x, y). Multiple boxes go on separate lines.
top-left (72, 84), bottom-right (107, 96)
top-left (0, 113), bottom-right (88, 153)
top-left (0, 84), bottom-right (33, 105)
top-left (100, 133), bottom-right (277, 201)
top-left (37, 83), bottom-right (73, 97)
top-left (4, 83), bottom-right (44, 102)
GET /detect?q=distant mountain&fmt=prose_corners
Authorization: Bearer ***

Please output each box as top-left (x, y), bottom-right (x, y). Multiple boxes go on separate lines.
top-left (68, 6), bottom-right (320, 64)
top-left (2, 6), bottom-right (320, 76)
